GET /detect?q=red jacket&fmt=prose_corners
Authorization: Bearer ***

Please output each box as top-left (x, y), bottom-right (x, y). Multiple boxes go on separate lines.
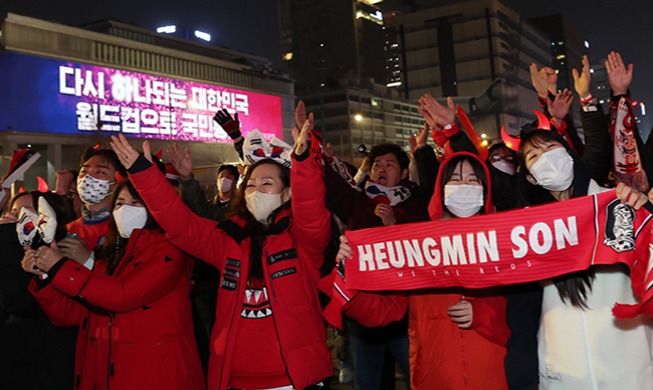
top-left (128, 151), bottom-right (333, 390)
top-left (30, 228), bottom-right (204, 390)
top-left (346, 152), bottom-right (509, 389)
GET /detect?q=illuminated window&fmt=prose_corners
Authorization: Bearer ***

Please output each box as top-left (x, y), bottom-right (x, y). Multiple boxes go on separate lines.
top-left (283, 52), bottom-right (293, 61)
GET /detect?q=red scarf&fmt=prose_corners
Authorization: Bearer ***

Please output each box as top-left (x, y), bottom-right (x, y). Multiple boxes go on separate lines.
top-left (610, 95), bottom-right (648, 192)
top-left (322, 190), bottom-right (653, 327)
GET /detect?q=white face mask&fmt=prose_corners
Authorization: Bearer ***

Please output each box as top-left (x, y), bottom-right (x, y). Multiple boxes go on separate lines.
top-left (218, 177), bottom-right (233, 194)
top-left (113, 205), bottom-right (148, 238)
top-left (529, 147), bottom-right (574, 191)
top-left (245, 190), bottom-right (284, 224)
top-left (444, 184), bottom-right (484, 218)
top-left (491, 160), bottom-right (516, 176)
top-left (77, 174), bottom-right (114, 204)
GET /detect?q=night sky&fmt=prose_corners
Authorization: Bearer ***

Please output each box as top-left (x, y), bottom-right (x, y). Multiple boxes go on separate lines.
top-left (2, 0), bottom-right (652, 113)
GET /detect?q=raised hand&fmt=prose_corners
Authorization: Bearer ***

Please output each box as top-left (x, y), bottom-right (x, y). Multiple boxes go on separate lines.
top-left (294, 112), bottom-right (313, 156)
top-left (167, 143), bottom-right (193, 179)
top-left (572, 55), bottom-right (592, 99)
top-left (109, 134), bottom-right (152, 170)
top-left (530, 64), bottom-right (558, 97)
top-left (418, 94), bottom-right (455, 129)
top-left (358, 156), bottom-right (370, 174)
top-left (408, 132), bottom-right (417, 156)
top-left (416, 123), bottom-right (429, 148)
top-left (606, 51), bottom-right (633, 96)
top-left (295, 100), bottom-right (307, 129)
top-left (549, 89), bottom-right (573, 121)
top-left (213, 109), bottom-right (241, 140)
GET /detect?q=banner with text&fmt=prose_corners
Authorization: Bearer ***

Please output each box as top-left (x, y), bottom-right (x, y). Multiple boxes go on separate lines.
top-left (344, 190), bottom-right (653, 316)
top-left (0, 52), bottom-right (282, 143)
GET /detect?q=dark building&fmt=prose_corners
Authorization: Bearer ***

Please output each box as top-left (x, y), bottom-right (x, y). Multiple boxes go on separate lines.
top-left (278, 0), bottom-right (386, 94)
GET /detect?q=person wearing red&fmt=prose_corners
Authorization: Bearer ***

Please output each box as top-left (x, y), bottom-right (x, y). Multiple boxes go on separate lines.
top-left (61, 147), bottom-right (125, 268)
top-left (337, 152), bottom-right (510, 389)
top-left (110, 117), bottom-right (332, 389)
top-left (23, 180), bottom-right (204, 390)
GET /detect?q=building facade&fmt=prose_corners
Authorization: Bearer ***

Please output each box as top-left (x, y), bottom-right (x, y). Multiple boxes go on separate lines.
top-left (279, 0), bottom-right (386, 94)
top-left (0, 13), bottom-right (294, 195)
top-left (393, 0), bottom-right (553, 139)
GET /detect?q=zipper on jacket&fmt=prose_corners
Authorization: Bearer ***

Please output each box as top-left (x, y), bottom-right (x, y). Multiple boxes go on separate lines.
top-left (219, 264), bottom-right (244, 387)
top-left (264, 247), bottom-right (296, 389)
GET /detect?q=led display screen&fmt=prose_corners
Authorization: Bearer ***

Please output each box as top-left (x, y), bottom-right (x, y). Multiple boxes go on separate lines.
top-left (0, 52), bottom-right (283, 142)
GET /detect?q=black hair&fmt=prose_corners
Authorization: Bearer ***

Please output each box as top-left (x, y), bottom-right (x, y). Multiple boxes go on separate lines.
top-left (516, 130), bottom-right (571, 173)
top-left (228, 159), bottom-right (290, 280)
top-left (101, 180), bottom-right (159, 275)
top-left (367, 143), bottom-right (410, 172)
top-left (80, 147), bottom-right (126, 178)
top-left (516, 129), bottom-right (595, 308)
top-left (218, 164), bottom-right (240, 182)
top-left (7, 191), bottom-right (33, 214)
top-left (440, 154), bottom-right (488, 215)
top-left (487, 143), bottom-right (517, 161)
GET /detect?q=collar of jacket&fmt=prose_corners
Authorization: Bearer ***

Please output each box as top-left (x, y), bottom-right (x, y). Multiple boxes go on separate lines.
top-left (217, 211), bottom-right (292, 245)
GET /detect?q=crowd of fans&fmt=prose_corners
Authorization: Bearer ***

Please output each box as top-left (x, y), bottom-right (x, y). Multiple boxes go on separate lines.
top-left (1, 51), bottom-right (653, 390)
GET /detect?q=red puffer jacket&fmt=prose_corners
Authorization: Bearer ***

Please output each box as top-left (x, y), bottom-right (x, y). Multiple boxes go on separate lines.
top-left (128, 151), bottom-right (333, 390)
top-left (30, 228), bottom-right (204, 390)
top-left (345, 152), bottom-right (509, 389)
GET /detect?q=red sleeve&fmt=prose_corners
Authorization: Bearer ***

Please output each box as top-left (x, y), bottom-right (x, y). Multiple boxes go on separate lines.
top-left (29, 278), bottom-right (87, 327)
top-left (344, 291), bottom-right (409, 327)
top-left (291, 150), bottom-right (331, 269)
top-left (468, 295), bottom-right (510, 346)
top-left (52, 242), bottom-right (190, 314)
top-left (129, 164), bottom-right (226, 267)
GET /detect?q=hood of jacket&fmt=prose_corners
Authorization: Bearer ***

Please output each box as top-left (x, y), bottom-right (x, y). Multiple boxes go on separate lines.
top-left (428, 151), bottom-right (494, 220)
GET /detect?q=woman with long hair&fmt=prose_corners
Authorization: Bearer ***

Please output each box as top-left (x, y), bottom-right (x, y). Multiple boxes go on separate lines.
top-left (23, 181), bottom-right (204, 390)
top-left (515, 129), bottom-right (653, 389)
top-left (338, 151), bottom-right (510, 389)
top-left (109, 118), bottom-right (333, 389)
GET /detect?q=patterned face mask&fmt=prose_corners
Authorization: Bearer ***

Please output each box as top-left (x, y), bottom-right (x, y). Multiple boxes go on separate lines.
top-left (77, 174), bottom-right (114, 204)
top-left (15, 197), bottom-right (59, 247)
top-left (16, 207), bottom-right (39, 246)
